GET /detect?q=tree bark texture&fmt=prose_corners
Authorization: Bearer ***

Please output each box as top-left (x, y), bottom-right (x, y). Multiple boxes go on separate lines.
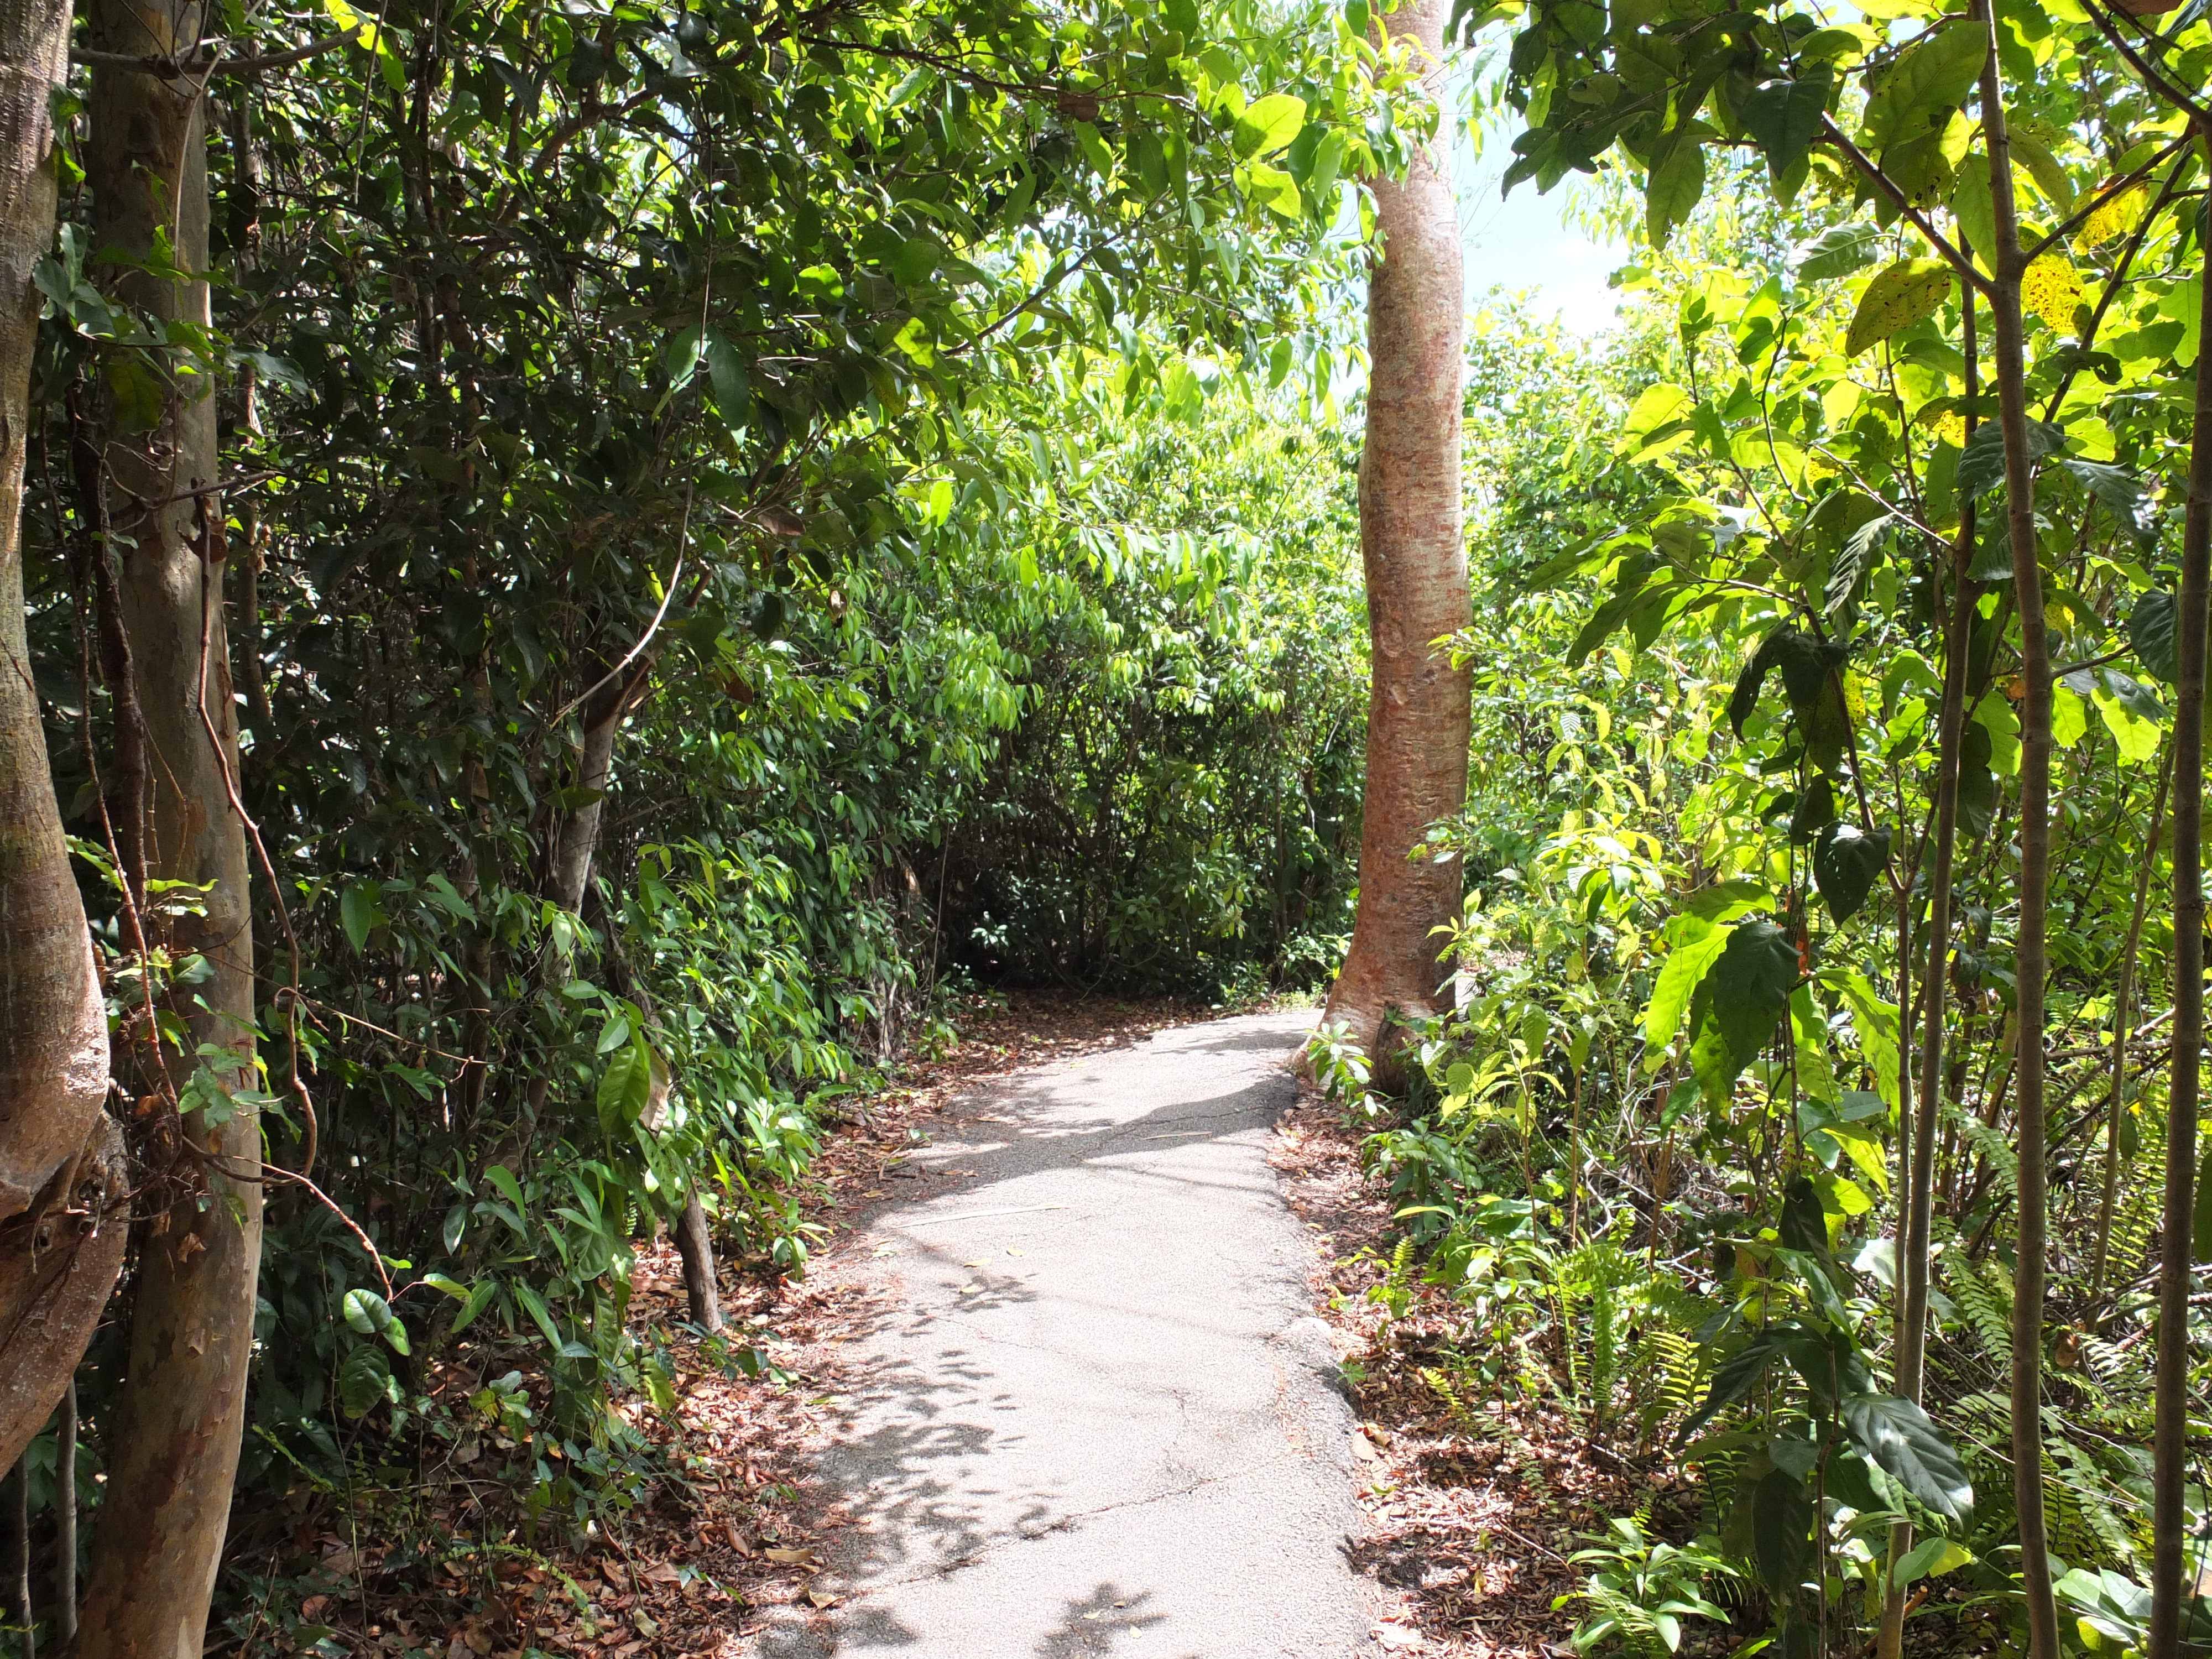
top-left (0, 0), bottom-right (124, 1477)
top-left (2148, 121), bottom-right (2212, 1659)
top-left (1978, 21), bottom-right (2061, 1655)
top-left (1322, 0), bottom-right (1471, 1062)
top-left (76, 4), bottom-right (263, 1651)
top-left (674, 1191), bottom-right (724, 1332)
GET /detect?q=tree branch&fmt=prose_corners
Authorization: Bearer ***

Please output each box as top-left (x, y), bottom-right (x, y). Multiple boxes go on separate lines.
top-left (71, 30), bottom-right (357, 77)
top-left (1818, 116), bottom-right (1995, 299)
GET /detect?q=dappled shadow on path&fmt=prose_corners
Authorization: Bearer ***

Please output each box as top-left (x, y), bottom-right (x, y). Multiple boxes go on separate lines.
top-left (750, 1016), bottom-right (1317, 1656)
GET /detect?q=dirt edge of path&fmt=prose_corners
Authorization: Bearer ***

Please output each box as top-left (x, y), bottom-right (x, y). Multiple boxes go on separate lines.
top-left (1268, 1088), bottom-right (1704, 1659)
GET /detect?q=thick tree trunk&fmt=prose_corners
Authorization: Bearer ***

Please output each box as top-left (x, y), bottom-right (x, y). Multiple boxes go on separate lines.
top-left (75, 8), bottom-right (264, 1653)
top-left (2147, 121), bottom-right (2212, 1659)
top-left (1322, 0), bottom-right (1470, 1064)
top-left (1977, 23), bottom-right (2060, 1656)
top-left (0, 0), bottom-right (123, 1477)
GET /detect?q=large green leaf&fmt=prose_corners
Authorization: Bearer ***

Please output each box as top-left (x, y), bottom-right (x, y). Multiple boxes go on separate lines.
top-left (1645, 139), bottom-right (1706, 249)
top-left (597, 1033), bottom-right (657, 1138)
top-left (1841, 1394), bottom-right (1974, 1519)
top-left (1794, 223), bottom-right (1879, 283)
top-left (1739, 75), bottom-right (1830, 194)
top-left (1643, 924), bottom-right (1733, 1046)
top-left (1813, 821), bottom-right (1892, 924)
top-left (1779, 1175), bottom-right (1829, 1254)
top-left (1861, 24), bottom-right (1988, 158)
top-left (1709, 920), bottom-right (1801, 1066)
top-left (338, 1345), bottom-right (394, 1420)
top-left (1680, 1324), bottom-right (1793, 1438)
top-left (1751, 1467), bottom-right (1816, 1590)
top-left (2130, 588), bottom-right (2180, 683)
top-left (1233, 93), bottom-right (1307, 160)
top-left (2058, 458), bottom-right (2156, 547)
top-left (340, 881), bottom-right (384, 952)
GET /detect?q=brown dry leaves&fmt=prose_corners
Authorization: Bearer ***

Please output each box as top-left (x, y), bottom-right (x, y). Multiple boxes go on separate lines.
top-left (1270, 1092), bottom-right (1701, 1659)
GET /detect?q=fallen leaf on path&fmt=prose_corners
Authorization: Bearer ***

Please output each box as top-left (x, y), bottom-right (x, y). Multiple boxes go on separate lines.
top-left (763, 1547), bottom-right (816, 1566)
top-left (963, 1260), bottom-right (987, 1267)
top-left (806, 1587), bottom-right (839, 1608)
top-left (1007, 1248), bottom-right (1024, 1257)
top-left (957, 1282), bottom-right (982, 1293)
top-left (722, 1524), bottom-right (754, 1557)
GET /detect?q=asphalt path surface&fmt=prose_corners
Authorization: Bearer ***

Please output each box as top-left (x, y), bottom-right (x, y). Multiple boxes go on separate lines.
top-left (751, 1009), bottom-right (1380, 1658)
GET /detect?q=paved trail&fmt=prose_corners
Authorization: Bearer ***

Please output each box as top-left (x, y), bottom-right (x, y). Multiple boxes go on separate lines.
top-left (755, 1010), bottom-right (1379, 1659)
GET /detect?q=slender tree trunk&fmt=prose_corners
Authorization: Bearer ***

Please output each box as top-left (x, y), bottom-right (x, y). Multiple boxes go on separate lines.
top-left (75, 12), bottom-right (263, 1653)
top-left (56, 1380), bottom-right (75, 1644)
top-left (1879, 283), bottom-right (1979, 1659)
top-left (2148, 119), bottom-right (2212, 1659)
top-left (524, 672), bottom-right (639, 1124)
top-left (674, 1192), bottom-right (723, 1333)
top-left (601, 916), bottom-right (721, 1331)
top-left (8, 1451), bottom-right (29, 1659)
top-left (1322, 0), bottom-right (1471, 1066)
top-left (2093, 749), bottom-right (2168, 1292)
top-left (0, 0), bottom-right (126, 1477)
top-left (1978, 23), bottom-right (2061, 1655)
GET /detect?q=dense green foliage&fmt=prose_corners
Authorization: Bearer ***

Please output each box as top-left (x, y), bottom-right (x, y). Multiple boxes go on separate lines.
top-left (1313, 13), bottom-right (2212, 1645)
top-left (8, 0), bottom-right (1384, 1637)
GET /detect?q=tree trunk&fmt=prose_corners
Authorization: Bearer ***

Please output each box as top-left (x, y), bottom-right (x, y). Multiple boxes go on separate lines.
top-left (601, 916), bottom-right (722, 1332)
top-left (2148, 119), bottom-right (2212, 1659)
top-left (1977, 21), bottom-right (2061, 1655)
top-left (674, 1191), bottom-right (723, 1333)
top-left (0, 0), bottom-right (124, 1477)
top-left (1879, 280), bottom-right (1979, 1659)
top-left (74, 9), bottom-right (264, 1652)
top-left (1322, 0), bottom-right (1470, 1066)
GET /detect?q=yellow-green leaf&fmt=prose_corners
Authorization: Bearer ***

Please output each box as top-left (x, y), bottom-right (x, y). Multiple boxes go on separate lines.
top-left (2021, 255), bottom-right (2085, 329)
top-left (1233, 93), bottom-right (1307, 160)
top-left (1845, 260), bottom-right (1952, 357)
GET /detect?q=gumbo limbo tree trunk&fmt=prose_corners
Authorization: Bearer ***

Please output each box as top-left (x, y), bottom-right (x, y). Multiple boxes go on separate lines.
top-left (0, 0), bottom-right (127, 1477)
top-left (75, 5), bottom-right (264, 1653)
top-left (1322, 0), bottom-right (1471, 1065)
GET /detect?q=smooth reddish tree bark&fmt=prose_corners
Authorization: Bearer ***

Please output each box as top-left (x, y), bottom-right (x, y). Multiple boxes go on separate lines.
top-left (1323, 0), bottom-right (1472, 1062)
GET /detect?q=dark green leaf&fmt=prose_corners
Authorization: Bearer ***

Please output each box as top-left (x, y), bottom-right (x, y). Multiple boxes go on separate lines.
top-left (1751, 1467), bottom-right (1816, 1590)
top-left (1841, 1394), bottom-right (1974, 1519)
top-left (1709, 920), bottom-right (1800, 1065)
top-left (1780, 1175), bottom-right (1828, 1254)
top-left (1814, 821), bottom-right (1892, 923)
top-left (1680, 1325), bottom-right (1792, 1438)
top-left (2058, 458), bottom-right (2157, 548)
top-left (1790, 775), bottom-right (1838, 846)
top-left (337, 1345), bottom-right (393, 1420)
top-left (2132, 588), bottom-right (2179, 682)
top-left (1955, 418), bottom-right (2068, 498)
top-left (1739, 75), bottom-right (1830, 195)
